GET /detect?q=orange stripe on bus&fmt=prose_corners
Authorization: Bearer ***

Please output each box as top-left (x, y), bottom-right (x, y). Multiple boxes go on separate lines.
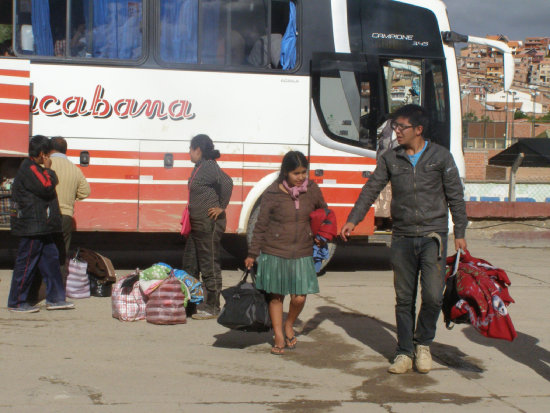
top-left (0, 69), bottom-right (30, 78)
top-left (0, 123), bottom-right (29, 154)
top-left (0, 84), bottom-right (30, 100)
top-left (0, 103), bottom-right (30, 121)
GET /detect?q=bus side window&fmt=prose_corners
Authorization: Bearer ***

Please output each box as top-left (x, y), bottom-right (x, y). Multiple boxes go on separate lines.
top-left (158, 0), bottom-right (297, 70)
top-left (246, 0), bottom-right (296, 70)
top-left (382, 58), bottom-right (422, 114)
top-left (425, 60), bottom-right (449, 147)
top-left (14, 0), bottom-right (144, 60)
top-left (0, 0), bottom-right (14, 56)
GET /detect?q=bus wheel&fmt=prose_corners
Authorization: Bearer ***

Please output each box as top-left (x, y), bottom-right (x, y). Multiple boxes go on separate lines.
top-left (246, 203), bottom-right (261, 247)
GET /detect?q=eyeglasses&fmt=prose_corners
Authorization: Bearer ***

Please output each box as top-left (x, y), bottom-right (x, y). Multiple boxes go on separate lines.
top-left (390, 121), bottom-right (414, 131)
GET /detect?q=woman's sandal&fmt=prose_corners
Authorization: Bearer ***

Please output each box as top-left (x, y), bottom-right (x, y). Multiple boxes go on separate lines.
top-left (271, 345), bottom-right (285, 355)
top-left (284, 336), bottom-right (297, 350)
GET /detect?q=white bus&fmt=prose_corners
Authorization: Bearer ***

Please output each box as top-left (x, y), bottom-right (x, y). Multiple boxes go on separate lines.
top-left (0, 0), bottom-right (512, 257)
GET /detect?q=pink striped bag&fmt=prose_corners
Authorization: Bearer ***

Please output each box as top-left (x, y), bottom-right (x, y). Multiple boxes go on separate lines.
top-left (66, 258), bottom-right (90, 299)
top-left (112, 273), bottom-right (147, 322)
top-left (145, 276), bottom-right (188, 325)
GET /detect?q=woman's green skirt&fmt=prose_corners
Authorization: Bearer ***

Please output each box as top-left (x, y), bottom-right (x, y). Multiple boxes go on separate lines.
top-left (256, 253), bottom-right (319, 295)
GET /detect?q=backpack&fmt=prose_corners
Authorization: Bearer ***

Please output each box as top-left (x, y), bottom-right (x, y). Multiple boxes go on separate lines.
top-left (443, 249), bottom-right (517, 341)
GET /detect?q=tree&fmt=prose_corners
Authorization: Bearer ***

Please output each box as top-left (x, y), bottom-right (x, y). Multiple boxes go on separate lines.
top-left (514, 110), bottom-right (529, 120)
top-left (536, 111), bottom-right (550, 122)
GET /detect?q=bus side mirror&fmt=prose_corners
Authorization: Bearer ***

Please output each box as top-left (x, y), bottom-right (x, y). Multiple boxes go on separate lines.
top-left (80, 151), bottom-right (90, 167)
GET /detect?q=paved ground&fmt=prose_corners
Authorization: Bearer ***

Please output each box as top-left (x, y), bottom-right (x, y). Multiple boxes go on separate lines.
top-left (0, 237), bottom-right (549, 412)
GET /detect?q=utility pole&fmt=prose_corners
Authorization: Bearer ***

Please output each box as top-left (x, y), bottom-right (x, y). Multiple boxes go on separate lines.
top-left (504, 90), bottom-right (509, 147)
top-left (530, 85), bottom-right (538, 138)
top-left (483, 87), bottom-right (488, 146)
top-left (511, 91), bottom-right (517, 144)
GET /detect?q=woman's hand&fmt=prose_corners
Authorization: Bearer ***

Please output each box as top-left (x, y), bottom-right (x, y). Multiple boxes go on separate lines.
top-left (244, 257), bottom-right (255, 269)
top-left (208, 207), bottom-right (224, 220)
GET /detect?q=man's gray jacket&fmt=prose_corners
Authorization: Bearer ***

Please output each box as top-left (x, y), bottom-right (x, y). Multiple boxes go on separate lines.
top-left (347, 141), bottom-right (467, 238)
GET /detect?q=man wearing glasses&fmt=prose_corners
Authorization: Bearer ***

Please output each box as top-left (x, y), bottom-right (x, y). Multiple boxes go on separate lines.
top-left (340, 104), bottom-right (467, 374)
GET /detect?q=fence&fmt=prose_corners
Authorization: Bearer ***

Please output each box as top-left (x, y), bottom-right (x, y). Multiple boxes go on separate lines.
top-left (465, 182), bottom-right (550, 203)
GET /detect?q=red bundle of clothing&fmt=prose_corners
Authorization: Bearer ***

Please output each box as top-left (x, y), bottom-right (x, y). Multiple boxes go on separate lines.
top-left (443, 249), bottom-right (517, 341)
top-left (310, 208), bottom-right (337, 241)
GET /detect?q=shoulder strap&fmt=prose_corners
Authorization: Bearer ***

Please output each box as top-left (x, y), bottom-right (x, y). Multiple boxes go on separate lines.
top-left (188, 164), bottom-right (202, 191)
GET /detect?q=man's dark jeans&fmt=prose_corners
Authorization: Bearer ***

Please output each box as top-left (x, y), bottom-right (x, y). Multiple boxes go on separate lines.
top-left (182, 214), bottom-right (226, 310)
top-left (390, 234), bottom-right (447, 357)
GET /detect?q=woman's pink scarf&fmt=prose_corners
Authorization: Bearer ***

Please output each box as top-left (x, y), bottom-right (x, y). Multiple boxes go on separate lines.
top-left (283, 178), bottom-right (308, 209)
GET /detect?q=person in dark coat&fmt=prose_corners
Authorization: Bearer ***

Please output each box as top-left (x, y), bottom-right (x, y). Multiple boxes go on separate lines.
top-left (341, 105), bottom-right (467, 374)
top-left (7, 135), bottom-right (74, 312)
top-left (182, 134), bottom-right (233, 320)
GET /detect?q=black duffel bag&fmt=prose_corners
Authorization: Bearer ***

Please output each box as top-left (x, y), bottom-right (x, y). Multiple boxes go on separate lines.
top-left (217, 270), bottom-right (271, 332)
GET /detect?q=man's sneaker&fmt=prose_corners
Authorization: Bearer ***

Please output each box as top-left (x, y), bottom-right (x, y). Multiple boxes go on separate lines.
top-left (46, 301), bottom-right (75, 310)
top-left (388, 354), bottom-right (413, 374)
top-left (8, 303), bottom-right (39, 313)
top-left (415, 345), bottom-right (432, 373)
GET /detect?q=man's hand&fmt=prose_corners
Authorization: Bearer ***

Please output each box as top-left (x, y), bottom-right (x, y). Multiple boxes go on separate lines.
top-left (244, 257), bottom-right (255, 269)
top-left (208, 207), bottom-right (224, 220)
top-left (455, 238), bottom-right (467, 251)
top-left (340, 222), bottom-right (355, 242)
top-left (42, 154), bottom-right (52, 169)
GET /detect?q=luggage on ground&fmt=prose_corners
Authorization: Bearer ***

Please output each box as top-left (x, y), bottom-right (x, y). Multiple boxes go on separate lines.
top-left (66, 254), bottom-right (90, 299)
top-left (139, 262), bottom-right (172, 296)
top-left (145, 276), bottom-right (188, 325)
top-left (217, 270), bottom-right (271, 332)
top-left (79, 248), bottom-right (117, 282)
top-left (173, 269), bottom-right (204, 304)
top-left (443, 249), bottom-right (517, 341)
top-left (112, 271), bottom-right (147, 321)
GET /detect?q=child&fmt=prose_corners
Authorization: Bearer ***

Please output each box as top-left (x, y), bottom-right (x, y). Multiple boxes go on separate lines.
top-left (8, 135), bottom-right (74, 312)
top-left (245, 151), bottom-right (327, 355)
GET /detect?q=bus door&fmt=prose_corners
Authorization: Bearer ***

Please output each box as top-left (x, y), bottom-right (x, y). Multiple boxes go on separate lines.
top-left (380, 57), bottom-right (449, 149)
top-left (311, 52), bottom-right (378, 236)
top-left (137, 141), bottom-right (243, 233)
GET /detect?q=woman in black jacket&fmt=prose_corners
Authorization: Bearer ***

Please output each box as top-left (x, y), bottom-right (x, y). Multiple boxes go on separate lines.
top-left (182, 134), bottom-right (233, 320)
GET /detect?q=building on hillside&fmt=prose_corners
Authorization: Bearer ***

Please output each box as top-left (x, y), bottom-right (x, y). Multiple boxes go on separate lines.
top-left (486, 89), bottom-right (545, 115)
top-left (486, 62), bottom-right (504, 80)
top-left (524, 37), bottom-right (550, 52)
top-left (532, 57), bottom-right (550, 86)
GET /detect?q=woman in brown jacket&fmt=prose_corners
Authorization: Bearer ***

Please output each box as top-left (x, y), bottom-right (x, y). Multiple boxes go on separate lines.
top-left (245, 151), bottom-right (327, 355)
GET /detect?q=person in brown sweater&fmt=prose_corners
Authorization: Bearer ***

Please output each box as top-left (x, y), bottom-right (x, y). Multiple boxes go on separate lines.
top-left (49, 137), bottom-right (91, 263)
top-left (245, 151), bottom-right (327, 355)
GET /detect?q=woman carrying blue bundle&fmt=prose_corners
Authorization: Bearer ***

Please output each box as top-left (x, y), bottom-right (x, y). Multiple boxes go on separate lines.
top-left (245, 151), bottom-right (328, 355)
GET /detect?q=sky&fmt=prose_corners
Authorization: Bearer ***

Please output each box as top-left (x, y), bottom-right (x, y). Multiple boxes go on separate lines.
top-left (445, 0), bottom-right (549, 42)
